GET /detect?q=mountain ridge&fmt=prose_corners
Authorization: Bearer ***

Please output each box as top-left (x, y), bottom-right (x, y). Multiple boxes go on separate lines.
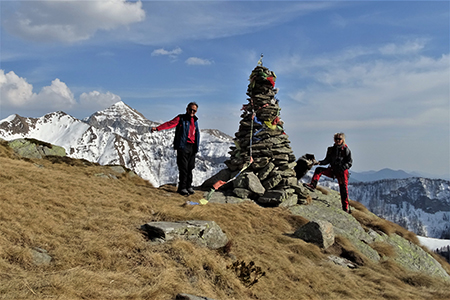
top-left (1, 101), bottom-right (449, 240)
top-left (351, 168), bottom-right (450, 182)
top-left (0, 101), bottom-right (233, 188)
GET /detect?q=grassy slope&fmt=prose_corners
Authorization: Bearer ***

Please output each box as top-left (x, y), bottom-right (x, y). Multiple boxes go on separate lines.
top-left (1, 142), bottom-right (449, 300)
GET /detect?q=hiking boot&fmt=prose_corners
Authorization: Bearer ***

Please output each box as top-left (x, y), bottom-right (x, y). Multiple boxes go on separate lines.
top-left (303, 183), bottom-right (316, 192)
top-left (187, 187), bottom-right (195, 195)
top-left (178, 189), bottom-right (189, 196)
top-left (344, 207), bottom-right (352, 214)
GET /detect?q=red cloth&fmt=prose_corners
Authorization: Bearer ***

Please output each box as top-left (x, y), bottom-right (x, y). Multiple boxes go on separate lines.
top-left (157, 115), bottom-right (196, 143)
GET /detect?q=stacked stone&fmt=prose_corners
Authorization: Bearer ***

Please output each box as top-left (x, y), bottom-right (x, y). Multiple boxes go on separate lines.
top-left (219, 65), bottom-right (306, 206)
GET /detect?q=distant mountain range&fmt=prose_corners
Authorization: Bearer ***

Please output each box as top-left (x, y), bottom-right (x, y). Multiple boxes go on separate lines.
top-left (351, 169), bottom-right (416, 182)
top-left (1, 101), bottom-right (449, 239)
top-left (349, 178), bottom-right (450, 239)
top-left (302, 170), bottom-right (450, 239)
top-left (350, 168), bottom-right (449, 182)
top-left (0, 101), bottom-right (233, 188)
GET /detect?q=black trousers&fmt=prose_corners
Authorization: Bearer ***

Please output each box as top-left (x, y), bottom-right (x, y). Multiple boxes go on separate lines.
top-left (176, 143), bottom-right (196, 190)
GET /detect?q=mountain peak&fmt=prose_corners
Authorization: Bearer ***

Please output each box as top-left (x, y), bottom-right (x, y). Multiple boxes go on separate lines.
top-left (84, 101), bottom-right (155, 128)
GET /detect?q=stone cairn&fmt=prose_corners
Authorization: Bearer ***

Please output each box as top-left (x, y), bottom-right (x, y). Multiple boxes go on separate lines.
top-left (201, 63), bottom-right (308, 206)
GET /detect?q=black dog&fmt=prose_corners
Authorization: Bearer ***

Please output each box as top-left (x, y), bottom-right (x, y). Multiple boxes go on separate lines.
top-left (294, 153), bottom-right (318, 180)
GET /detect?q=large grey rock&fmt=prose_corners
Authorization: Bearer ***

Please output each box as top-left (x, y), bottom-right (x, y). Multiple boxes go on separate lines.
top-left (289, 188), bottom-right (450, 279)
top-left (290, 184), bottom-right (310, 199)
top-left (372, 231), bottom-right (450, 279)
top-left (289, 190), bottom-right (381, 262)
top-left (279, 193), bottom-right (298, 208)
top-left (262, 173), bottom-right (282, 190)
top-left (294, 220), bottom-right (335, 249)
top-left (233, 172), bottom-right (265, 196)
top-left (258, 189), bottom-right (286, 206)
top-left (8, 138), bottom-right (66, 159)
top-left (141, 220), bottom-right (228, 250)
top-left (257, 162), bottom-right (275, 181)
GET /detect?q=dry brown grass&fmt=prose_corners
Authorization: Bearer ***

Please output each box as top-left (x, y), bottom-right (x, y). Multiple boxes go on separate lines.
top-left (369, 242), bottom-right (396, 258)
top-left (1, 145), bottom-right (449, 300)
top-left (316, 186), bottom-right (329, 195)
top-left (349, 199), bottom-right (450, 278)
top-left (350, 206), bottom-right (420, 245)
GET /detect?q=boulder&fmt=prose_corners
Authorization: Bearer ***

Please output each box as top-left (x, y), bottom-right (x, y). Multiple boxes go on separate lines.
top-left (233, 172), bottom-right (265, 196)
top-left (294, 220), bottom-right (335, 249)
top-left (141, 220), bottom-right (228, 250)
top-left (8, 138), bottom-right (66, 159)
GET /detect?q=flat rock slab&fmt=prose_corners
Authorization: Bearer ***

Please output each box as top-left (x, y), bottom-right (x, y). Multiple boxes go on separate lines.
top-left (141, 220), bottom-right (228, 250)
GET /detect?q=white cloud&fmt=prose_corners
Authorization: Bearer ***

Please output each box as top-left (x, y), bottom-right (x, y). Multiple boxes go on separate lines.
top-left (0, 69), bottom-right (120, 112)
top-left (185, 57), bottom-right (213, 66)
top-left (151, 47), bottom-right (182, 58)
top-left (80, 91), bottom-right (121, 110)
top-left (277, 37), bottom-right (449, 137)
top-left (35, 79), bottom-right (77, 109)
top-left (3, 0), bottom-right (145, 43)
top-left (0, 70), bottom-right (76, 110)
top-left (0, 70), bottom-right (34, 107)
top-left (123, 2), bottom-right (336, 45)
top-left (379, 39), bottom-right (428, 55)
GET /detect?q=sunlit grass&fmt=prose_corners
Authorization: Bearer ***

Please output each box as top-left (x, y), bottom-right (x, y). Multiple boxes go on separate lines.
top-left (0, 141), bottom-right (449, 299)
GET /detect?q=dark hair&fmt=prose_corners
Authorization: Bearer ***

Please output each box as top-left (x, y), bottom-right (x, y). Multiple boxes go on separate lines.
top-left (187, 102), bottom-right (198, 109)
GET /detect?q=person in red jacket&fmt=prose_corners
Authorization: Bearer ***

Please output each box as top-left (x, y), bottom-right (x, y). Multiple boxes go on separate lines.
top-left (151, 102), bottom-right (200, 196)
top-left (306, 132), bottom-right (353, 213)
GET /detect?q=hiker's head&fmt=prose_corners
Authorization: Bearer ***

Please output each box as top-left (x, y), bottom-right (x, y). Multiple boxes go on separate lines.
top-left (334, 132), bottom-right (345, 145)
top-left (186, 102), bottom-right (198, 117)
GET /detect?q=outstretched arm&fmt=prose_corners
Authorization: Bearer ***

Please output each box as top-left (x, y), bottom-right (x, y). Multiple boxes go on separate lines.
top-left (150, 115), bottom-right (180, 133)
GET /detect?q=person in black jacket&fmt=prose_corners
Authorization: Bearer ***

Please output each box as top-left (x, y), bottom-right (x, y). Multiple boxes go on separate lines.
top-left (151, 102), bottom-right (200, 196)
top-left (306, 132), bottom-right (353, 212)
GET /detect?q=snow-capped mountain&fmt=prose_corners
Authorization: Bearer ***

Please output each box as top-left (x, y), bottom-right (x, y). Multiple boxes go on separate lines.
top-left (349, 178), bottom-right (450, 239)
top-left (0, 101), bottom-right (233, 188)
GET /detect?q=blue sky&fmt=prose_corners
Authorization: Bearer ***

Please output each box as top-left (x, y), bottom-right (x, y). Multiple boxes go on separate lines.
top-left (1, 1), bottom-right (449, 178)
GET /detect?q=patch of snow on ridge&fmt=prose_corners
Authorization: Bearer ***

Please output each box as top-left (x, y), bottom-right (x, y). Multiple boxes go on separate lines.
top-left (418, 236), bottom-right (450, 251)
top-left (3, 114), bottom-right (17, 123)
